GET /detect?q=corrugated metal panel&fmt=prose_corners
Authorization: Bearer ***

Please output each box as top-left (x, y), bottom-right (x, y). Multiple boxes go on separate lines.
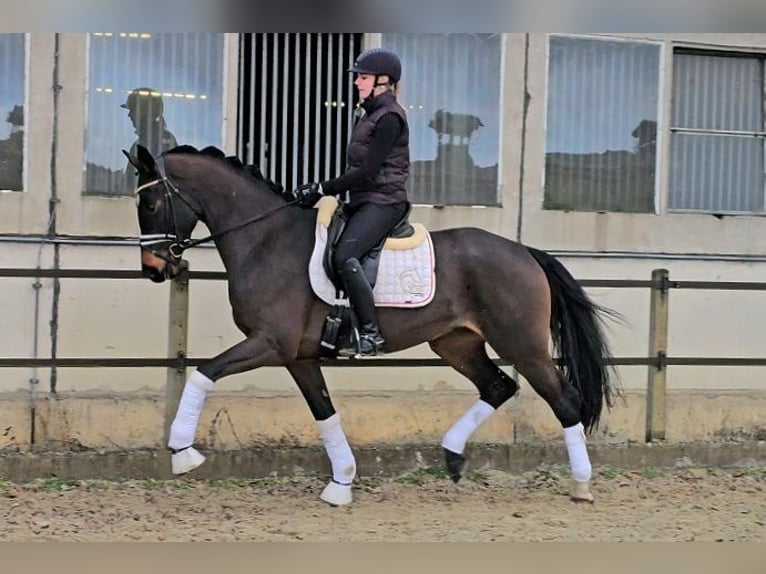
top-left (238, 34), bottom-right (361, 195)
top-left (544, 36), bottom-right (661, 213)
top-left (673, 53), bottom-right (762, 132)
top-left (670, 133), bottom-right (763, 212)
top-left (669, 51), bottom-right (765, 213)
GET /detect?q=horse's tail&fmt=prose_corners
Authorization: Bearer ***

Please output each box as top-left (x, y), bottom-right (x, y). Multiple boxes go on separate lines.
top-left (527, 247), bottom-right (623, 432)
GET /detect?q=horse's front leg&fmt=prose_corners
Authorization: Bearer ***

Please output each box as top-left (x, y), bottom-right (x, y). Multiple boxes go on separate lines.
top-left (286, 360), bottom-right (356, 506)
top-left (168, 336), bottom-right (286, 475)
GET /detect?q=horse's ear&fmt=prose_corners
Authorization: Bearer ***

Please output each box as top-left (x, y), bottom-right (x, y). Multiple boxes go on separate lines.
top-left (122, 149), bottom-right (140, 170)
top-left (135, 145), bottom-right (157, 172)
top-left (122, 145), bottom-right (158, 176)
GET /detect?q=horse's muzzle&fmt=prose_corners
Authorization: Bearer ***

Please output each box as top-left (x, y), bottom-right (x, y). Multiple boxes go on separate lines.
top-left (141, 248), bottom-right (180, 283)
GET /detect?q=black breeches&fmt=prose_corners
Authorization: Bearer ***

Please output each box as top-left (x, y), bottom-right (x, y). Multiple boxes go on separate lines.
top-left (332, 201), bottom-right (409, 272)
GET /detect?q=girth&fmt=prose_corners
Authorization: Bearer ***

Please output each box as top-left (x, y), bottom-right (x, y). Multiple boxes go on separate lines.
top-left (322, 201), bottom-right (414, 294)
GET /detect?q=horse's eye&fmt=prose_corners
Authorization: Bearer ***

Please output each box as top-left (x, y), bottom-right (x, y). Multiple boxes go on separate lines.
top-left (136, 195), bottom-right (160, 214)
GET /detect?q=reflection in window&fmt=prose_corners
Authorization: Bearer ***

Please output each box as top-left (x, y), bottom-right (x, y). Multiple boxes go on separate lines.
top-left (544, 36), bottom-right (660, 213)
top-left (382, 34), bottom-right (502, 206)
top-left (0, 34), bottom-right (25, 192)
top-left (670, 51), bottom-right (765, 214)
top-left (85, 33), bottom-right (225, 195)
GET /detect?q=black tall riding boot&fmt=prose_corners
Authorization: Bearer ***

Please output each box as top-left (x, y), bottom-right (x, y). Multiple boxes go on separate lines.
top-left (338, 258), bottom-right (385, 358)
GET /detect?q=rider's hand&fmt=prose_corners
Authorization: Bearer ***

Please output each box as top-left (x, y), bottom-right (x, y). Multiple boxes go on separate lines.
top-left (293, 182), bottom-right (323, 208)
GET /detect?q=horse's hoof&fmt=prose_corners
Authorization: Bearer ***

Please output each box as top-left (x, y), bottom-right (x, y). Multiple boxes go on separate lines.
top-left (319, 480), bottom-right (353, 506)
top-left (171, 446), bottom-right (205, 475)
top-left (570, 480), bottom-right (594, 504)
top-left (443, 448), bottom-right (466, 483)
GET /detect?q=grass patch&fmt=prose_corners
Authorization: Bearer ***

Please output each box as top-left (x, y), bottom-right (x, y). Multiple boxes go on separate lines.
top-left (640, 466), bottom-right (664, 479)
top-left (597, 466), bottom-right (626, 480)
top-left (732, 467), bottom-right (766, 479)
top-left (29, 475), bottom-right (77, 491)
top-left (529, 466), bottom-right (569, 482)
top-left (139, 478), bottom-right (165, 490)
top-left (395, 467), bottom-right (451, 485)
top-left (464, 469), bottom-right (491, 484)
top-left (206, 477), bottom-right (281, 490)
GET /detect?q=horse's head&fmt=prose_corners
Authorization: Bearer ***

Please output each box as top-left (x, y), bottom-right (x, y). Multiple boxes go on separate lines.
top-left (123, 144), bottom-right (200, 283)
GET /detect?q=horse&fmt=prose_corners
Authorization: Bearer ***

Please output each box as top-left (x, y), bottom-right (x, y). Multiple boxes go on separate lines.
top-left (124, 143), bottom-right (621, 506)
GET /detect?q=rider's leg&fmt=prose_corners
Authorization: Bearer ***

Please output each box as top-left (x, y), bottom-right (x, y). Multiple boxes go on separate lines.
top-left (338, 257), bottom-right (385, 356)
top-left (332, 202), bottom-right (408, 357)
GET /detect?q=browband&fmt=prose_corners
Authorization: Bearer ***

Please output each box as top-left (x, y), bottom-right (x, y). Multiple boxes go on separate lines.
top-left (135, 178), bottom-right (162, 194)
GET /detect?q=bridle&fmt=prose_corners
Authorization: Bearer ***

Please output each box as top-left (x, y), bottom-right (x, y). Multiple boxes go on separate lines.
top-left (135, 155), bottom-right (298, 264)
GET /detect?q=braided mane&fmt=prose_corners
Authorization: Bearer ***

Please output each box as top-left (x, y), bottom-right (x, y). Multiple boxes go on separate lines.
top-left (165, 144), bottom-right (285, 197)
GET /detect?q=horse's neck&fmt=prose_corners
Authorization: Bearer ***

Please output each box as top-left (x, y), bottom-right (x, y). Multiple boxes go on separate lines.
top-left (169, 156), bottom-right (292, 273)
top-left (181, 169), bottom-right (283, 234)
top-left (194, 185), bottom-right (291, 269)
top-left (213, 209), bottom-right (306, 287)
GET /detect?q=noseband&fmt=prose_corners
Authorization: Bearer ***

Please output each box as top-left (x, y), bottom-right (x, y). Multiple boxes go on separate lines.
top-left (135, 155), bottom-right (298, 265)
top-left (134, 155), bottom-right (193, 265)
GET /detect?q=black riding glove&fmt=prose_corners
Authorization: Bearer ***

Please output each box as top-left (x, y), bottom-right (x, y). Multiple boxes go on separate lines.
top-left (293, 182), bottom-right (323, 208)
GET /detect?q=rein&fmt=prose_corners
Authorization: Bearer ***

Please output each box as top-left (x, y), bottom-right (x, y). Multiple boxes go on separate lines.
top-left (136, 157), bottom-right (298, 261)
top-left (168, 200), bottom-right (298, 259)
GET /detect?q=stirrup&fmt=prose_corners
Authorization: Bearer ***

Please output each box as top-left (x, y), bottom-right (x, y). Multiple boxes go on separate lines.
top-left (338, 334), bottom-right (385, 358)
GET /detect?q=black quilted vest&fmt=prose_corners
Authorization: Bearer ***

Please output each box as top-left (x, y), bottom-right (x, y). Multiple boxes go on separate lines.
top-left (345, 91), bottom-right (409, 207)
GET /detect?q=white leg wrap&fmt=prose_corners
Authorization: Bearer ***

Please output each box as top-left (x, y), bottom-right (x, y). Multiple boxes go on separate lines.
top-left (168, 370), bottom-right (214, 450)
top-left (440, 399), bottom-right (495, 455)
top-left (563, 422), bottom-right (592, 482)
top-left (316, 413), bottom-right (356, 485)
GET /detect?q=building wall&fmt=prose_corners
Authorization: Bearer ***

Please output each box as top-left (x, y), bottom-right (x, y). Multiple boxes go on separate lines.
top-left (1, 33), bottom-right (765, 452)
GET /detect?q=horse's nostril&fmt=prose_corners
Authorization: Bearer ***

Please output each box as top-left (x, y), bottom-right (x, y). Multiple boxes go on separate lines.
top-left (142, 264), bottom-right (166, 283)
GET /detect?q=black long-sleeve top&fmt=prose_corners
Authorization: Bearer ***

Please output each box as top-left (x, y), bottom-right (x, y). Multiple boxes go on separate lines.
top-left (320, 113), bottom-right (404, 197)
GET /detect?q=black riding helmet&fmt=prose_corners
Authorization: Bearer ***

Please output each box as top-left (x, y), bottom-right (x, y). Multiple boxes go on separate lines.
top-left (349, 47), bottom-right (402, 85)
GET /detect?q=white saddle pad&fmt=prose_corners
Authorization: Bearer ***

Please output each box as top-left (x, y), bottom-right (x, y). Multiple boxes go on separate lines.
top-left (308, 213), bottom-right (436, 308)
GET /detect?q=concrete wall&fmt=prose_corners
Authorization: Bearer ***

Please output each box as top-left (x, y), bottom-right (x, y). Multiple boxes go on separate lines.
top-left (3, 386), bottom-right (766, 453)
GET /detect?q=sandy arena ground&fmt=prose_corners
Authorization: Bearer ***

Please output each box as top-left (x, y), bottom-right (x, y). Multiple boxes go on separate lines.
top-left (1, 465), bottom-right (765, 542)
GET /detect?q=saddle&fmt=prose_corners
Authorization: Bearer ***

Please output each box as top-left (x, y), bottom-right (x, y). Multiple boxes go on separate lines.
top-left (319, 197), bottom-right (415, 294)
top-left (314, 196), bottom-right (428, 358)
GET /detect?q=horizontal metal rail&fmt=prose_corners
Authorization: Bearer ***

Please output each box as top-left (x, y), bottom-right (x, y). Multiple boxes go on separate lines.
top-left (1, 267), bottom-right (765, 371)
top-left (3, 268), bottom-right (766, 291)
top-left (2, 356), bottom-right (766, 369)
top-left (3, 265), bottom-right (765, 443)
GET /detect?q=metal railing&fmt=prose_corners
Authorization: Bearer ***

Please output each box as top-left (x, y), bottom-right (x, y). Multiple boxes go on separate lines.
top-left (1, 265), bottom-right (766, 442)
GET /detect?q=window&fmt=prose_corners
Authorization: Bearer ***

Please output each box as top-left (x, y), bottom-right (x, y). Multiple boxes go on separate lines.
top-left (544, 35), bottom-right (661, 213)
top-left (237, 34), bottom-right (362, 194)
top-left (0, 33), bottom-right (26, 192)
top-left (84, 33), bottom-right (225, 195)
top-left (382, 33), bottom-right (502, 206)
top-left (669, 50), bottom-right (765, 214)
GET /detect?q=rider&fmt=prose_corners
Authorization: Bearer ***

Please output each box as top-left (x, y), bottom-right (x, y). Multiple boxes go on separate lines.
top-left (293, 47), bottom-right (410, 358)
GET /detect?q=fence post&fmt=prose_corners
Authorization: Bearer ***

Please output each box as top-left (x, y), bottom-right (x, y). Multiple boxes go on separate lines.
top-left (645, 268), bottom-right (669, 442)
top-left (164, 260), bottom-right (189, 444)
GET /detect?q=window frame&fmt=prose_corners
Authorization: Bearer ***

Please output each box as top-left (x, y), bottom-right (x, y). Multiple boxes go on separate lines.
top-left (667, 46), bottom-right (766, 216)
top-left (382, 33), bottom-right (505, 208)
top-left (82, 32), bottom-right (228, 197)
top-left (0, 33), bottom-right (30, 194)
top-left (542, 33), bottom-right (665, 215)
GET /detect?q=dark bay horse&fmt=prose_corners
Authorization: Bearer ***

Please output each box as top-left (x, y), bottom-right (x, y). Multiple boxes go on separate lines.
top-left (125, 144), bottom-right (620, 506)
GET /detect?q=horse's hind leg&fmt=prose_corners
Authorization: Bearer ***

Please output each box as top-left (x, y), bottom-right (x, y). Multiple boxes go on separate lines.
top-left (286, 360), bottom-right (356, 506)
top-left (429, 328), bottom-right (520, 483)
top-left (512, 353), bottom-right (595, 503)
